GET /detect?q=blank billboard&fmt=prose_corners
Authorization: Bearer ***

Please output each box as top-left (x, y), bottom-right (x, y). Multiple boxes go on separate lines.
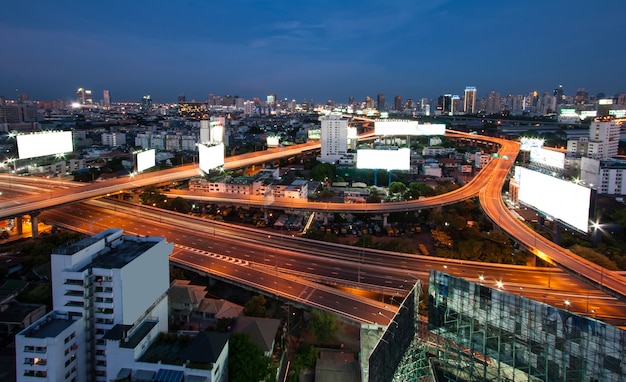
top-left (357, 148), bottom-right (410, 171)
top-left (374, 120), bottom-right (445, 136)
top-left (515, 166), bottom-right (591, 233)
top-left (17, 131), bottom-right (73, 160)
top-left (135, 149), bottom-right (156, 173)
top-left (530, 147), bottom-right (565, 169)
top-left (199, 143), bottom-right (225, 172)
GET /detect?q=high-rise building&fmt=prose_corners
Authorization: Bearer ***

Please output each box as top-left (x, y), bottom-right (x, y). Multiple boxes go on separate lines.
top-left (320, 114), bottom-right (350, 163)
top-left (103, 90), bottom-right (111, 108)
top-left (15, 229), bottom-right (173, 382)
top-left (485, 91), bottom-right (501, 115)
top-left (463, 86), bottom-right (477, 114)
top-left (348, 96), bottom-right (354, 105)
top-left (377, 93), bottom-right (385, 111)
top-left (178, 93), bottom-right (186, 103)
top-left (575, 88), bottom-right (589, 104)
top-left (394, 95), bottom-right (403, 111)
top-left (76, 88), bottom-right (93, 105)
top-left (437, 94), bottom-right (452, 115)
top-left (365, 96), bottom-right (374, 109)
top-left (141, 95), bottom-right (152, 111)
top-left (267, 94), bottom-right (277, 109)
top-left (554, 84), bottom-right (565, 105)
top-left (587, 119), bottom-right (620, 160)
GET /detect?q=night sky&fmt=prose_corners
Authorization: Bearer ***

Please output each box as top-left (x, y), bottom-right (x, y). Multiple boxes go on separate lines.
top-left (1, 0), bottom-right (625, 104)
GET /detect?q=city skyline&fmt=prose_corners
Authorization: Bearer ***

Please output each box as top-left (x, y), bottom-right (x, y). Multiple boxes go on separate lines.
top-left (2, 1), bottom-right (626, 103)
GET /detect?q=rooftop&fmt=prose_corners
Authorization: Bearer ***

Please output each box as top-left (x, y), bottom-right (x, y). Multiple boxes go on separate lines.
top-left (21, 313), bottom-right (75, 338)
top-left (86, 238), bottom-right (159, 270)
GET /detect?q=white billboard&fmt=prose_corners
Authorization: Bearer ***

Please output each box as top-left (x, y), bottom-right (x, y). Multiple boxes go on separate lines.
top-left (515, 166), bottom-right (591, 233)
top-left (520, 137), bottom-right (544, 152)
top-left (199, 143), bottom-right (225, 173)
top-left (266, 136), bottom-right (280, 148)
top-left (135, 149), bottom-right (156, 173)
top-left (357, 147), bottom-right (410, 171)
top-left (17, 131), bottom-right (73, 160)
top-left (374, 120), bottom-right (445, 136)
top-left (529, 147), bottom-right (565, 169)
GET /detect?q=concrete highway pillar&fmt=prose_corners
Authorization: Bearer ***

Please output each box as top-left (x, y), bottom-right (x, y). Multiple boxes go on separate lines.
top-left (30, 213), bottom-right (39, 239)
top-left (553, 223), bottom-right (561, 246)
top-left (383, 214), bottom-right (389, 227)
top-left (263, 209), bottom-right (269, 220)
top-left (16, 217), bottom-right (23, 235)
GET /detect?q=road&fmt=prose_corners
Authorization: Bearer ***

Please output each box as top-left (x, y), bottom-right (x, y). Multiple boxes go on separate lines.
top-left (2, 130), bottom-right (625, 314)
top-left (37, 200), bottom-right (626, 327)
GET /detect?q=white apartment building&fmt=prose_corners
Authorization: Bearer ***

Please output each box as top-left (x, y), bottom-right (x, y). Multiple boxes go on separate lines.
top-left (16, 229), bottom-right (173, 382)
top-left (587, 120), bottom-right (620, 161)
top-left (101, 132), bottom-right (126, 147)
top-left (320, 114), bottom-right (350, 163)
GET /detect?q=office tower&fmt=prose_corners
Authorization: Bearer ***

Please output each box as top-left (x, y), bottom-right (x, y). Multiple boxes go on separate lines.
top-left (365, 96), bottom-right (374, 109)
top-left (177, 93), bottom-right (185, 103)
top-left (267, 94), bottom-right (277, 109)
top-left (102, 90), bottom-right (111, 108)
top-left (320, 114), bottom-right (349, 163)
top-left (76, 88), bottom-right (86, 104)
top-left (15, 229), bottom-right (172, 382)
top-left (464, 86), bottom-right (477, 114)
top-left (141, 95), bottom-right (152, 111)
top-left (348, 96), bottom-right (354, 105)
top-left (587, 119), bottom-right (619, 160)
top-left (377, 93), bottom-right (385, 111)
top-left (405, 98), bottom-right (413, 109)
top-left (394, 95), bottom-right (403, 111)
top-left (485, 91), bottom-right (501, 115)
top-left (575, 88), bottom-right (589, 104)
top-left (554, 84), bottom-right (564, 105)
top-left (437, 94), bottom-right (452, 115)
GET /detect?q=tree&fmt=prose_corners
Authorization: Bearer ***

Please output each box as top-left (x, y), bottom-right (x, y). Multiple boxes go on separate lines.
top-left (244, 295), bottom-right (267, 317)
top-left (167, 197), bottom-right (191, 214)
top-left (229, 333), bottom-right (272, 382)
top-left (388, 181), bottom-right (406, 194)
top-left (139, 185), bottom-right (165, 206)
top-left (310, 162), bottom-right (335, 182)
top-left (366, 194), bottom-right (382, 203)
top-left (307, 309), bottom-right (338, 343)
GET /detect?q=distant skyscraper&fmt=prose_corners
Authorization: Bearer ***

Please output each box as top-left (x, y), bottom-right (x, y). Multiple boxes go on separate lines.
top-left (76, 88), bottom-right (85, 104)
top-left (464, 86), bottom-right (477, 114)
top-left (575, 88), bottom-right (589, 104)
top-left (394, 95), bottom-right (403, 111)
top-left (208, 93), bottom-right (215, 106)
top-left (554, 84), bottom-right (564, 105)
top-left (178, 93), bottom-right (186, 103)
top-left (437, 94), bottom-right (452, 115)
top-left (103, 90), bottom-right (111, 108)
top-left (141, 95), bottom-right (152, 111)
top-left (406, 98), bottom-right (413, 109)
top-left (377, 93), bottom-right (385, 111)
top-left (365, 96), bottom-right (374, 109)
top-left (485, 91), bottom-right (501, 115)
top-left (348, 96), bottom-right (354, 105)
top-left (267, 94), bottom-right (277, 109)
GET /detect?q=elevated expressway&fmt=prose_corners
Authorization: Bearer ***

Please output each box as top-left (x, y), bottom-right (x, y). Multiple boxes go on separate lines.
top-left (2, 131), bottom-right (625, 314)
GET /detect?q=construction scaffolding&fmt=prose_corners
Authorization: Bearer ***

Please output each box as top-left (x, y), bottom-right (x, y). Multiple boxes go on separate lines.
top-left (369, 281), bottom-right (435, 382)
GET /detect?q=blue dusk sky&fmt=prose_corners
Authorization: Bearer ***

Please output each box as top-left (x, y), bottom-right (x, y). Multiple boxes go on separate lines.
top-left (1, 0), bottom-right (625, 104)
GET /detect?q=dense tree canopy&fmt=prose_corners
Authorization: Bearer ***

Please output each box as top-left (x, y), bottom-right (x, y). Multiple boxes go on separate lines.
top-left (228, 333), bottom-right (272, 382)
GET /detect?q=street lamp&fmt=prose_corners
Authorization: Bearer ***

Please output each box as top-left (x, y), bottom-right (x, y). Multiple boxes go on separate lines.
top-left (564, 300), bottom-right (571, 311)
top-left (496, 280), bottom-right (503, 289)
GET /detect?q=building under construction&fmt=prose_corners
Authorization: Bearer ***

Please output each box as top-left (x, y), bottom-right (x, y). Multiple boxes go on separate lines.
top-left (368, 270), bottom-right (625, 381)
